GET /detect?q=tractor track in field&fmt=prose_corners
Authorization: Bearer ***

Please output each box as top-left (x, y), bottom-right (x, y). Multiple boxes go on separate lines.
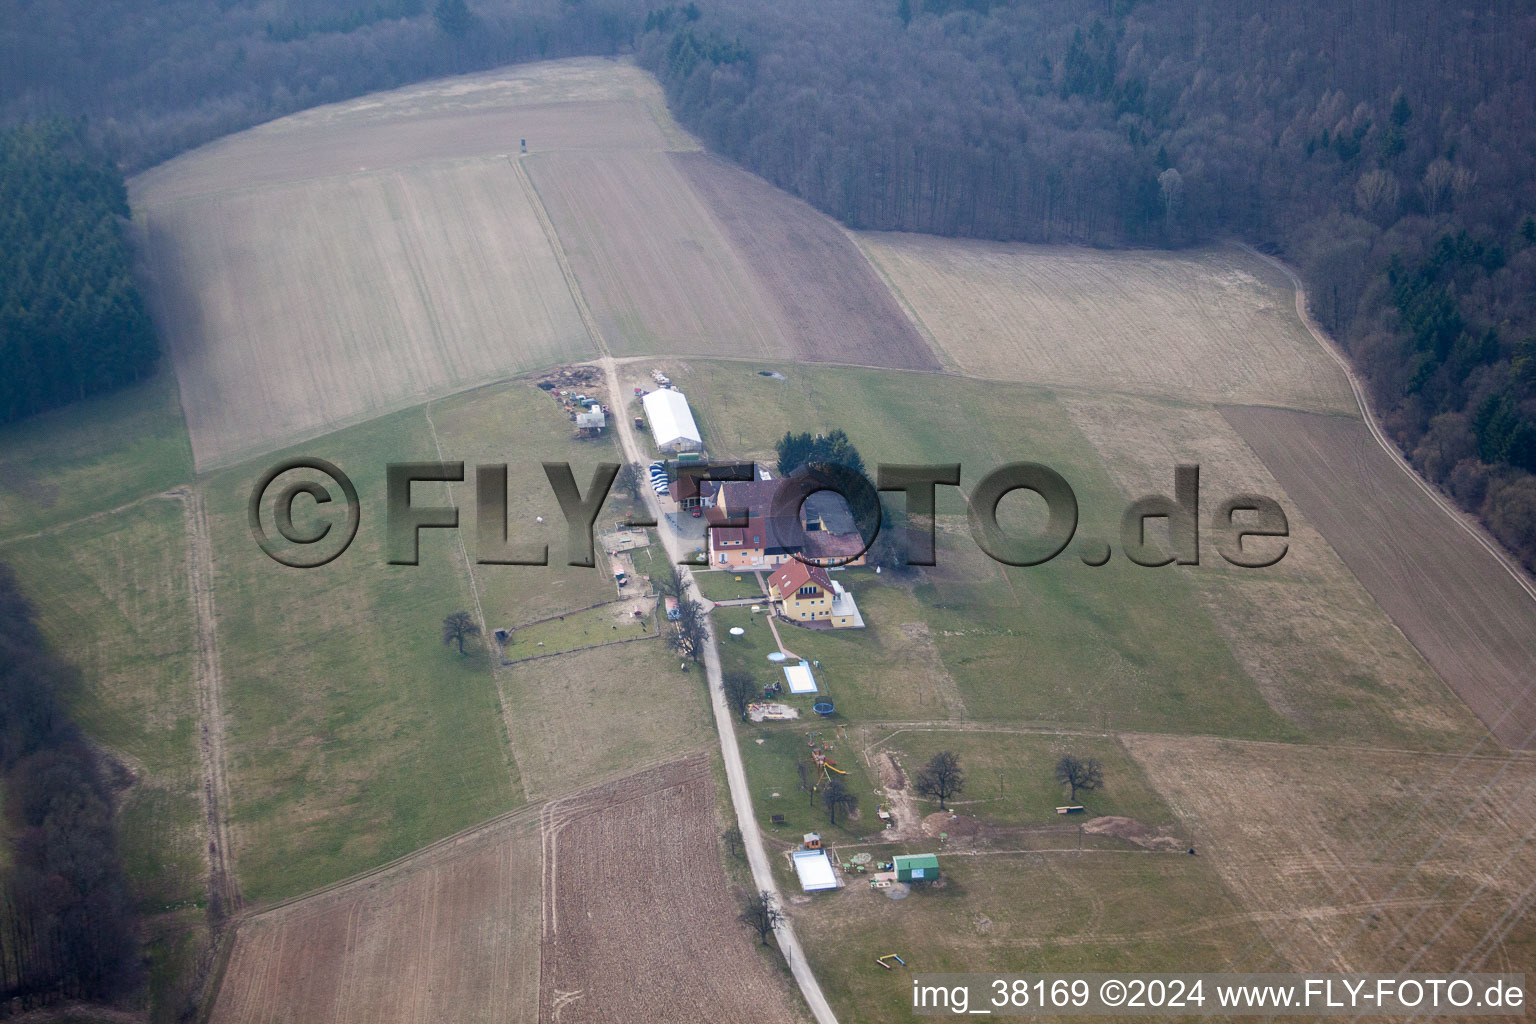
top-left (178, 483), bottom-right (242, 917)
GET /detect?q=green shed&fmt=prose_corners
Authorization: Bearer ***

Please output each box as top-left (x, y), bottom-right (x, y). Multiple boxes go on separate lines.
top-left (893, 853), bottom-right (940, 882)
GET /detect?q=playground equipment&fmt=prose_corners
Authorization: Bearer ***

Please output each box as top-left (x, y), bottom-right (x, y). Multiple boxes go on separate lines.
top-left (814, 701), bottom-right (835, 717)
top-left (874, 954), bottom-right (907, 970)
top-left (807, 743), bottom-right (847, 782)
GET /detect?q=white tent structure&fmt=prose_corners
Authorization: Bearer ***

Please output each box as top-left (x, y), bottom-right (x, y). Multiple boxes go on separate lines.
top-left (642, 389), bottom-right (702, 452)
top-left (792, 849), bottom-right (839, 892)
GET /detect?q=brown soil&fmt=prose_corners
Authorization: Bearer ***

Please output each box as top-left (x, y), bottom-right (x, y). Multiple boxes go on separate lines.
top-left (180, 485), bottom-right (240, 916)
top-left (1223, 404), bottom-right (1536, 748)
top-left (209, 804), bottom-right (545, 1024)
top-left (674, 152), bottom-right (941, 372)
top-left (1081, 815), bottom-right (1186, 852)
top-left (922, 811), bottom-right (984, 839)
top-left (538, 754), bottom-right (805, 1022)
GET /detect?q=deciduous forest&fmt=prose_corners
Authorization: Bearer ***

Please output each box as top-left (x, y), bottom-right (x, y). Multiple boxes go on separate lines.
top-left (642, 0), bottom-right (1536, 566)
top-left (2, 0), bottom-right (1535, 561)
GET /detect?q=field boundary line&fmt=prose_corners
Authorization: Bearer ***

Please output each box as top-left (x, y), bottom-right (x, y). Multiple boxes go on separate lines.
top-left (498, 619), bottom-right (659, 666)
top-left (0, 487), bottom-right (181, 548)
top-left (509, 155), bottom-right (611, 359)
top-left (421, 401), bottom-right (528, 802)
top-left (1235, 241), bottom-right (1536, 607)
top-left (501, 597), bottom-right (624, 630)
top-left (848, 232), bottom-right (956, 371)
top-left (244, 800), bottom-right (548, 919)
top-left (860, 720), bottom-right (1536, 763)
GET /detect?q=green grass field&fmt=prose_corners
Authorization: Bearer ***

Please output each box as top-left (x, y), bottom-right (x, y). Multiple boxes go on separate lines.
top-left (675, 359), bottom-right (1293, 739)
top-left (501, 601), bottom-right (650, 659)
top-left (866, 728), bottom-right (1173, 827)
top-left (693, 567), bottom-right (766, 604)
top-left (794, 850), bottom-right (1264, 1023)
top-left (200, 377), bottom-right (671, 901)
top-left (1, 497), bottom-right (205, 911)
top-left (739, 724), bottom-right (879, 845)
top-left (0, 370), bottom-right (193, 540)
top-left (499, 637), bottom-right (714, 800)
top-left (668, 356), bottom-right (1415, 1019)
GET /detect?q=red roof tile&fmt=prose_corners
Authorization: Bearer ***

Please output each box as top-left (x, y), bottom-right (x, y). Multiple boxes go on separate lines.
top-left (769, 559), bottom-right (833, 596)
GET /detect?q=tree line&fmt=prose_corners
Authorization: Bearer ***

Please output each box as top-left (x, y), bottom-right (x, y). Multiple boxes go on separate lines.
top-left (0, 563), bottom-right (139, 1009)
top-left (638, 0), bottom-right (1536, 570)
top-left (0, 121), bottom-right (160, 426)
top-left (11, 0), bottom-right (1534, 562)
top-left (0, 0), bottom-right (648, 175)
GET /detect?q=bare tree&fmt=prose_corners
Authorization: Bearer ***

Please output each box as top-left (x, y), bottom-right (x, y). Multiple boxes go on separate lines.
top-left (722, 669), bottom-right (756, 721)
top-left (442, 611), bottom-right (480, 655)
top-left (665, 597), bottom-right (709, 664)
top-left (796, 760), bottom-right (815, 806)
top-left (1055, 755), bottom-right (1104, 803)
top-left (821, 777), bottom-right (857, 826)
top-left (1157, 167), bottom-right (1183, 230)
top-left (1353, 169), bottom-right (1400, 224)
top-left (651, 559), bottom-right (683, 601)
top-left (1420, 157), bottom-right (1455, 215)
top-left (914, 750), bottom-right (965, 810)
top-left (721, 824), bottom-right (744, 858)
top-left (740, 890), bottom-right (783, 946)
top-left (616, 462), bottom-right (642, 503)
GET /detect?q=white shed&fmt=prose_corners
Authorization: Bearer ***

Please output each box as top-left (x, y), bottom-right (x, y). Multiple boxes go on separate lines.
top-left (642, 389), bottom-right (702, 452)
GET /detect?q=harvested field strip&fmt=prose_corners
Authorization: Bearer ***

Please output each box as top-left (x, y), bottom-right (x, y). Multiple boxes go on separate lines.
top-left (857, 233), bottom-right (1356, 413)
top-left (209, 804), bottom-right (544, 1024)
top-left (525, 150), bottom-right (790, 359)
top-left (139, 157), bottom-right (590, 469)
top-left (1222, 405), bottom-right (1536, 748)
top-left (128, 58), bottom-right (680, 204)
top-left (673, 152), bottom-right (940, 371)
top-left (538, 754), bottom-right (807, 1023)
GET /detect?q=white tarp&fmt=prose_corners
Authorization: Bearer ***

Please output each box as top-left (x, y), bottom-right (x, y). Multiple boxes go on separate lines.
top-left (783, 661), bottom-right (818, 694)
top-left (642, 389), bottom-right (702, 450)
top-left (793, 850), bottom-right (838, 891)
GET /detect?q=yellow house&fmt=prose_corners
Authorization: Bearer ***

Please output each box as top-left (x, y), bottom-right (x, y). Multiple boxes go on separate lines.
top-left (767, 560), bottom-right (863, 628)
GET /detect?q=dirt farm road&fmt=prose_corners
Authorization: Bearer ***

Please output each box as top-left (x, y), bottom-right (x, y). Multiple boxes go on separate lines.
top-left (601, 354), bottom-right (838, 1024)
top-left (520, 150), bottom-right (839, 1016)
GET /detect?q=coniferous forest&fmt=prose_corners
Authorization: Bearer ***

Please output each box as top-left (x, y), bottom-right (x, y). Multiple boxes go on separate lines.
top-left (0, 121), bottom-right (160, 425)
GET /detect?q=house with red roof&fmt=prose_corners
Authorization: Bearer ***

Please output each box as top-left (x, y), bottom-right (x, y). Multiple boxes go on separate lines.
top-left (704, 477), bottom-right (867, 570)
top-left (766, 559), bottom-right (863, 629)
